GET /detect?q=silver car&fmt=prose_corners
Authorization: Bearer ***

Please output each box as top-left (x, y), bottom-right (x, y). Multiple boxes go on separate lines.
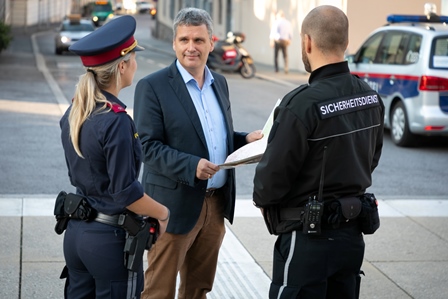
top-left (55, 17), bottom-right (95, 55)
top-left (347, 13), bottom-right (448, 146)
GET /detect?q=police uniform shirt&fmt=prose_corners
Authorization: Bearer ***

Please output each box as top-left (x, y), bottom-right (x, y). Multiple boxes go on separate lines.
top-left (253, 61), bottom-right (384, 209)
top-left (60, 91), bottom-right (144, 215)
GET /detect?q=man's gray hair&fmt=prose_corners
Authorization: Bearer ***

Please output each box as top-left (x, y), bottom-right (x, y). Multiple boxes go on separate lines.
top-left (173, 7), bottom-right (213, 38)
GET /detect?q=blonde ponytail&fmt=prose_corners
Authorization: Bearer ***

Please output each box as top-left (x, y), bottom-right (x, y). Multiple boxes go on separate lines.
top-left (68, 53), bottom-right (131, 157)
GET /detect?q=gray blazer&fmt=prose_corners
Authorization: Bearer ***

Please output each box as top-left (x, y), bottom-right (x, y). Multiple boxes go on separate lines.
top-left (133, 61), bottom-right (247, 234)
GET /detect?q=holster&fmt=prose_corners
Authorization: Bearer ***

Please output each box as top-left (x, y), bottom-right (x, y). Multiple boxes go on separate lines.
top-left (119, 213), bottom-right (159, 272)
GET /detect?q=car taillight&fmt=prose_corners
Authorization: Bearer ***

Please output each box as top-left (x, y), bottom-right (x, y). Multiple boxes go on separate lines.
top-left (424, 126), bottom-right (445, 131)
top-left (419, 76), bottom-right (448, 91)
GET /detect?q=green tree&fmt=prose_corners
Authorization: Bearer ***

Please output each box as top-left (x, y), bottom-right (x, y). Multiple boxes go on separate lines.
top-left (0, 22), bottom-right (12, 53)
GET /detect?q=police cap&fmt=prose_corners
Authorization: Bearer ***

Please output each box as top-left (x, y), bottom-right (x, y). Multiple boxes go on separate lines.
top-left (69, 15), bottom-right (144, 67)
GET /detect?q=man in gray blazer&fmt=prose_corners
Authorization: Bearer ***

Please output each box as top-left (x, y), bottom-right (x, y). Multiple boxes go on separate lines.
top-left (133, 8), bottom-right (262, 299)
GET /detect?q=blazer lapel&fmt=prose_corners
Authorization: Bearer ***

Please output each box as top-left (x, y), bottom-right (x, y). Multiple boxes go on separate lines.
top-left (167, 62), bottom-right (208, 149)
top-left (211, 76), bottom-right (233, 153)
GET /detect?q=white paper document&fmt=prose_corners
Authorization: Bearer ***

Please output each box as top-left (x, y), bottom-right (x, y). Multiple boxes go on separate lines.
top-left (219, 99), bottom-right (282, 169)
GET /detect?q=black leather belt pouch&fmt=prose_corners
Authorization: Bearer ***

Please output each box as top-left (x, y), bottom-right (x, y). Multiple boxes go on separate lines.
top-left (338, 197), bottom-right (362, 220)
top-left (358, 193), bottom-right (380, 234)
top-left (54, 191), bottom-right (69, 235)
top-left (64, 193), bottom-right (96, 221)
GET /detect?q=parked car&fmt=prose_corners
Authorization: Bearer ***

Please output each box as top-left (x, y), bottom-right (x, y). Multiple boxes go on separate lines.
top-left (347, 13), bottom-right (448, 146)
top-left (136, 1), bottom-right (152, 13)
top-left (55, 16), bottom-right (96, 55)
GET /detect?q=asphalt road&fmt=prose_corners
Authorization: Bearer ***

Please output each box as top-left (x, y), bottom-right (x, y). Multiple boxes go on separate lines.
top-left (1, 13), bottom-right (447, 199)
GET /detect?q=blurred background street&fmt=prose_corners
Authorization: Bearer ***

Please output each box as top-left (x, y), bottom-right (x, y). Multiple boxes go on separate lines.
top-left (0, 5), bottom-right (448, 299)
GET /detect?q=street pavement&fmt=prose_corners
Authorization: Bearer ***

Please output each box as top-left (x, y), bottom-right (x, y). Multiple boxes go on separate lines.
top-left (1, 22), bottom-right (448, 299)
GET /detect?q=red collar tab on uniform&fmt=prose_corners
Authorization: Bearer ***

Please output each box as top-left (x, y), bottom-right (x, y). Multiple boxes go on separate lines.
top-left (80, 36), bottom-right (136, 67)
top-left (107, 102), bottom-right (126, 113)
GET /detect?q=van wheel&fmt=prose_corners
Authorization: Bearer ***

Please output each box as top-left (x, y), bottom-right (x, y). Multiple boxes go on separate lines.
top-left (391, 101), bottom-right (415, 147)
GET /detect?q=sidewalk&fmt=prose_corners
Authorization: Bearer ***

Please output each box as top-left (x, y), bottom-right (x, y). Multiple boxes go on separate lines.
top-left (1, 24), bottom-right (448, 299)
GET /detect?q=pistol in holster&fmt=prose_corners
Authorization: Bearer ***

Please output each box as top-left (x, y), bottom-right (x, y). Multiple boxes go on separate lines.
top-left (119, 213), bottom-right (159, 272)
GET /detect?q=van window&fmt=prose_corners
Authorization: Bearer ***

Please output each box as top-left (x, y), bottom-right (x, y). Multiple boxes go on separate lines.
top-left (431, 36), bottom-right (448, 69)
top-left (356, 32), bottom-right (384, 64)
top-left (376, 31), bottom-right (407, 64)
top-left (404, 34), bottom-right (421, 64)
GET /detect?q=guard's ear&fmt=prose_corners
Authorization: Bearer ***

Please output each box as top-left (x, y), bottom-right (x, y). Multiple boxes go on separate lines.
top-left (304, 34), bottom-right (312, 54)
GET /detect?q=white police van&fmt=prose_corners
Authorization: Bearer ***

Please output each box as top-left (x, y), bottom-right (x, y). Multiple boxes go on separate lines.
top-left (347, 11), bottom-right (448, 146)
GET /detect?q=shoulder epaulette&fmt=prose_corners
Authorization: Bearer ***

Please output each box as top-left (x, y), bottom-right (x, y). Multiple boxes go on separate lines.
top-left (274, 84), bottom-right (309, 119)
top-left (107, 102), bottom-right (127, 113)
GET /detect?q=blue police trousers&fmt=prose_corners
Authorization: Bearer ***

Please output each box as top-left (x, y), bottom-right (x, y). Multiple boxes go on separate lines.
top-left (63, 219), bottom-right (144, 299)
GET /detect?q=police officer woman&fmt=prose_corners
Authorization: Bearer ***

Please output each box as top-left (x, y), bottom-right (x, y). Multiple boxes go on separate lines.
top-left (59, 15), bottom-right (169, 298)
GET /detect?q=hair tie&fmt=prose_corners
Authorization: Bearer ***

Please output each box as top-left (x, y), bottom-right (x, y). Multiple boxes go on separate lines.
top-left (87, 69), bottom-right (97, 77)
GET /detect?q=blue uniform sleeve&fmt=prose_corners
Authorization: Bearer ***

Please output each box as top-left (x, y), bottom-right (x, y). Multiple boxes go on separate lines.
top-left (103, 113), bottom-right (144, 207)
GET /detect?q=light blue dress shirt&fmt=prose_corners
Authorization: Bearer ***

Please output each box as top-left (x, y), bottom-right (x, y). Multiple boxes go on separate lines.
top-left (176, 60), bottom-right (228, 189)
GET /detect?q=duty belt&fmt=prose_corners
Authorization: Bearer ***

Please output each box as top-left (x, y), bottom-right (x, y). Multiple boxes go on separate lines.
top-left (95, 212), bottom-right (121, 227)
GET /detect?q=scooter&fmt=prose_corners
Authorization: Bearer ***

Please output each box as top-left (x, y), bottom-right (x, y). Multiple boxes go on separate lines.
top-left (207, 32), bottom-right (256, 79)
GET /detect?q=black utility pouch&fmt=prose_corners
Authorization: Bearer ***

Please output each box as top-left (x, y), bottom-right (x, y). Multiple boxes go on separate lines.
top-left (358, 193), bottom-right (380, 234)
top-left (54, 191), bottom-right (69, 235)
top-left (338, 197), bottom-right (362, 221)
top-left (64, 193), bottom-right (96, 221)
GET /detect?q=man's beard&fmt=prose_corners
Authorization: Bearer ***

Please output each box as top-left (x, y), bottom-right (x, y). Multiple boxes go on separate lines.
top-left (301, 43), bottom-right (311, 73)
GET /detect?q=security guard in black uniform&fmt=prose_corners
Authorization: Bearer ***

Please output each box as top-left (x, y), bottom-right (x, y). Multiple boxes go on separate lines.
top-left (253, 6), bottom-right (384, 299)
top-left (58, 15), bottom-right (170, 299)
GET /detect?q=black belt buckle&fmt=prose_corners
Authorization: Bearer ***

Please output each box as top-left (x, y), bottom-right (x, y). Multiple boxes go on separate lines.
top-left (205, 188), bottom-right (217, 197)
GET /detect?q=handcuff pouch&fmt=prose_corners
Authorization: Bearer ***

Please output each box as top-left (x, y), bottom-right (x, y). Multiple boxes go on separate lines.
top-left (64, 193), bottom-right (96, 221)
top-left (338, 197), bottom-right (362, 220)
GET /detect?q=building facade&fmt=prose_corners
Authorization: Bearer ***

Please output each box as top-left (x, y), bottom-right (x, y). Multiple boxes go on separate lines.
top-left (1, 0), bottom-right (447, 72)
top-left (154, 0), bottom-right (447, 72)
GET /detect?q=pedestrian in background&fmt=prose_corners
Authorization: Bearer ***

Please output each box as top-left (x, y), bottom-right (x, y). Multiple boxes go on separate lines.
top-left (59, 15), bottom-right (169, 298)
top-left (270, 10), bottom-right (293, 73)
top-left (133, 7), bottom-right (262, 299)
top-left (254, 5), bottom-right (384, 299)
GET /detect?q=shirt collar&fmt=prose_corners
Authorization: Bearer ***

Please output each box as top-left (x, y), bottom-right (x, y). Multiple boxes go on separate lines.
top-left (101, 90), bottom-right (127, 109)
top-left (308, 61), bottom-right (350, 84)
top-left (176, 59), bottom-right (214, 87)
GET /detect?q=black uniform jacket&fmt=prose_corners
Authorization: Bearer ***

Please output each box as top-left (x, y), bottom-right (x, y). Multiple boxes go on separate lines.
top-left (253, 61), bottom-right (384, 210)
top-left (133, 61), bottom-right (248, 234)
